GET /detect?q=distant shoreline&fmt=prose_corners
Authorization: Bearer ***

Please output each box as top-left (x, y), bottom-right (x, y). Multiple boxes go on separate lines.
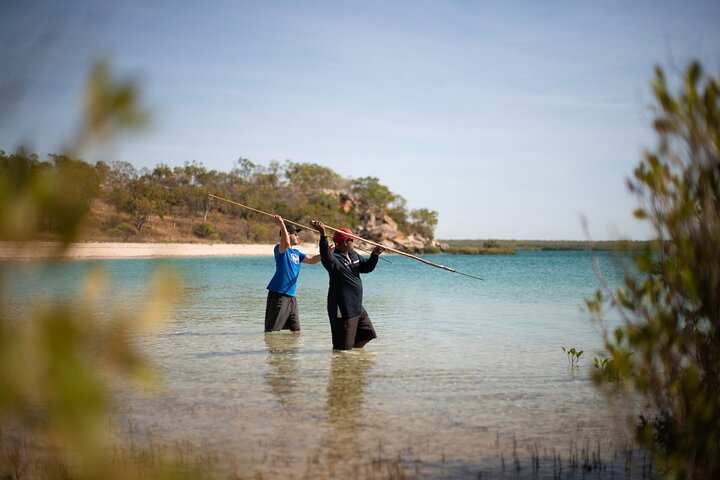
top-left (440, 239), bottom-right (650, 254)
top-left (0, 239), bottom-right (649, 260)
top-left (0, 241), bottom-right (319, 260)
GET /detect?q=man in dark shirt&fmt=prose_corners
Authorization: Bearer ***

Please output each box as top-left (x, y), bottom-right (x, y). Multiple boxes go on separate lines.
top-left (310, 220), bottom-right (385, 350)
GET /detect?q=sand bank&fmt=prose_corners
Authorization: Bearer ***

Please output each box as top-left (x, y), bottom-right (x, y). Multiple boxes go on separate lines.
top-left (0, 241), bottom-right (320, 260)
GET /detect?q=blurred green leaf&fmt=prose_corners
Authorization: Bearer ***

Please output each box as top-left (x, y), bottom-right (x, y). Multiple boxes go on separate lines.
top-left (590, 62), bottom-right (720, 478)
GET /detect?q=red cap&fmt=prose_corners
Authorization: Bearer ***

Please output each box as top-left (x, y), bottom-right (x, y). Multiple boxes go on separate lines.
top-left (332, 228), bottom-right (354, 244)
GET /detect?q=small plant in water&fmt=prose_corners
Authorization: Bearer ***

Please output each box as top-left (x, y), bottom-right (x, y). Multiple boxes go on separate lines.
top-left (562, 346), bottom-right (584, 368)
top-left (593, 354), bottom-right (631, 382)
top-left (594, 356), bottom-right (611, 375)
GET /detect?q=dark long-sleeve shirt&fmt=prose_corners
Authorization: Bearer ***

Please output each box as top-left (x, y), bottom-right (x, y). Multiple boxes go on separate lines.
top-left (319, 236), bottom-right (379, 318)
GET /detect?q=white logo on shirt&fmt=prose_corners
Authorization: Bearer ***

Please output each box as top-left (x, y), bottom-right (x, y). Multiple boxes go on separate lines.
top-left (290, 252), bottom-right (300, 264)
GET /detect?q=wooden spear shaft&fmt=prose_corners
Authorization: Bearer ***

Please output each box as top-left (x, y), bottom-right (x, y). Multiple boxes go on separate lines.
top-left (316, 222), bottom-right (485, 281)
top-left (208, 194), bottom-right (483, 281)
top-left (207, 194), bottom-right (393, 264)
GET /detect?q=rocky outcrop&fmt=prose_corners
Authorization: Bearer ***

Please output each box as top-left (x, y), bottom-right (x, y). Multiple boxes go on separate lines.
top-left (360, 212), bottom-right (445, 253)
top-left (321, 189), bottom-right (444, 252)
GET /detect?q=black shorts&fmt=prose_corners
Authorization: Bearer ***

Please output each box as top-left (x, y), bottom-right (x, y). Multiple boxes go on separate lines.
top-left (330, 309), bottom-right (377, 350)
top-left (265, 291), bottom-right (300, 332)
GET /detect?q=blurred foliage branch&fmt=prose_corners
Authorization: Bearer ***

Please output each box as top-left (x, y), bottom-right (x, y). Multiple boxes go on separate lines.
top-left (587, 61), bottom-right (720, 479)
top-left (74, 58), bottom-right (150, 153)
top-left (1, 58), bottom-right (184, 479)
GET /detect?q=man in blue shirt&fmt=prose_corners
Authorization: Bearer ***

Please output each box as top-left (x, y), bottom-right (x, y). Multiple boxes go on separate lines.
top-left (265, 215), bottom-right (322, 332)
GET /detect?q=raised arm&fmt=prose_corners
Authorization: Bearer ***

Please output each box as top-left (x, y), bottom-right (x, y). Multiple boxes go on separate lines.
top-left (274, 215), bottom-right (290, 253)
top-left (310, 220), bottom-right (333, 270)
top-left (304, 239), bottom-right (335, 264)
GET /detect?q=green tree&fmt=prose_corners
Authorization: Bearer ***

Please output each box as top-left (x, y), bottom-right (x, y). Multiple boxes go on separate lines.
top-left (231, 157), bottom-right (259, 184)
top-left (122, 177), bottom-right (167, 232)
top-left (286, 161), bottom-right (345, 193)
top-left (176, 160), bottom-right (206, 186)
top-left (351, 176), bottom-right (396, 212)
top-left (0, 150), bottom-right (101, 245)
top-left (152, 163), bottom-right (174, 181)
top-left (588, 62), bottom-right (720, 478)
top-left (108, 160), bottom-right (139, 183)
top-left (410, 208), bottom-right (439, 240)
top-left (387, 196), bottom-right (410, 234)
top-left (53, 155), bottom-right (102, 204)
top-left (94, 160), bottom-right (111, 185)
top-left (257, 160), bottom-right (284, 188)
top-left (46, 154), bottom-right (103, 237)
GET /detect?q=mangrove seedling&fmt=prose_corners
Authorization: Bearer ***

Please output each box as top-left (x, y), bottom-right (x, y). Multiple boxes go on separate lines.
top-left (562, 346), bottom-right (584, 368)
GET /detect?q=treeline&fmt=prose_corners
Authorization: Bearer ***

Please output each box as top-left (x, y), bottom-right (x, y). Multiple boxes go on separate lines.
top-left (0, 149), bottom-right (438, 245)
top-left (442, 239), bottom-right (651, 253)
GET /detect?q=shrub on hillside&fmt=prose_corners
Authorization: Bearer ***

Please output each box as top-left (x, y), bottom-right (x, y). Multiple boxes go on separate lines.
top-left (110, 222), bottom-right (139, 239)
top-left (242, 223), bottom-right (270, 243)
top-left (193, 222), bottom-right (220, 240)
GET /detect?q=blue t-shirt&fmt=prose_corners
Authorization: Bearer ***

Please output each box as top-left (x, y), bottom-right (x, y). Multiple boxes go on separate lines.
top-left (266, 244), bottom-right (307, 296)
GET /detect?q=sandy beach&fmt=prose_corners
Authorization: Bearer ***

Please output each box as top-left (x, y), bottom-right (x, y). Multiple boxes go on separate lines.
top-left (0, 241), bottom-right (321, 259)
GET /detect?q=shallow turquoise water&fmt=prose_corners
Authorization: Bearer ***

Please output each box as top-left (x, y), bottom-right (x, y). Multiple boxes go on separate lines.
top-left (4, 250), bottom-right (640, 478)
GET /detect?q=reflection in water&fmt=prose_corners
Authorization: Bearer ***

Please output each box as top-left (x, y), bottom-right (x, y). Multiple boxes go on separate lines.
top-left (263, 332), bottom-right (300, 409)
top-left (262, 332), bottom-right (322, 474)
top-left (326, 351), bottom-right (374, 425)
top-left (322, 351), bottom-right (376, 472)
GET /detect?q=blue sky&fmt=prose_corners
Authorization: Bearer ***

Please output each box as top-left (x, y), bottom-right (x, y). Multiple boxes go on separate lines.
top-left (2, 0), bottom-right (719, 240)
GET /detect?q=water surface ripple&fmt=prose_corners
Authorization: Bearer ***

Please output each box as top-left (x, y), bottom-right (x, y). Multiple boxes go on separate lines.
top-left (6, 251), bottom-right (643, 478)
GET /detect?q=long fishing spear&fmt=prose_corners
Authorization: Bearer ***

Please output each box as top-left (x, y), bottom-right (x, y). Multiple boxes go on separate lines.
top-left (208, 193), bottom-right (393, 264)
top-left (311, 220), bottom-right (485, 281)
top-left (209, 193), bottom-right (484, 281)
